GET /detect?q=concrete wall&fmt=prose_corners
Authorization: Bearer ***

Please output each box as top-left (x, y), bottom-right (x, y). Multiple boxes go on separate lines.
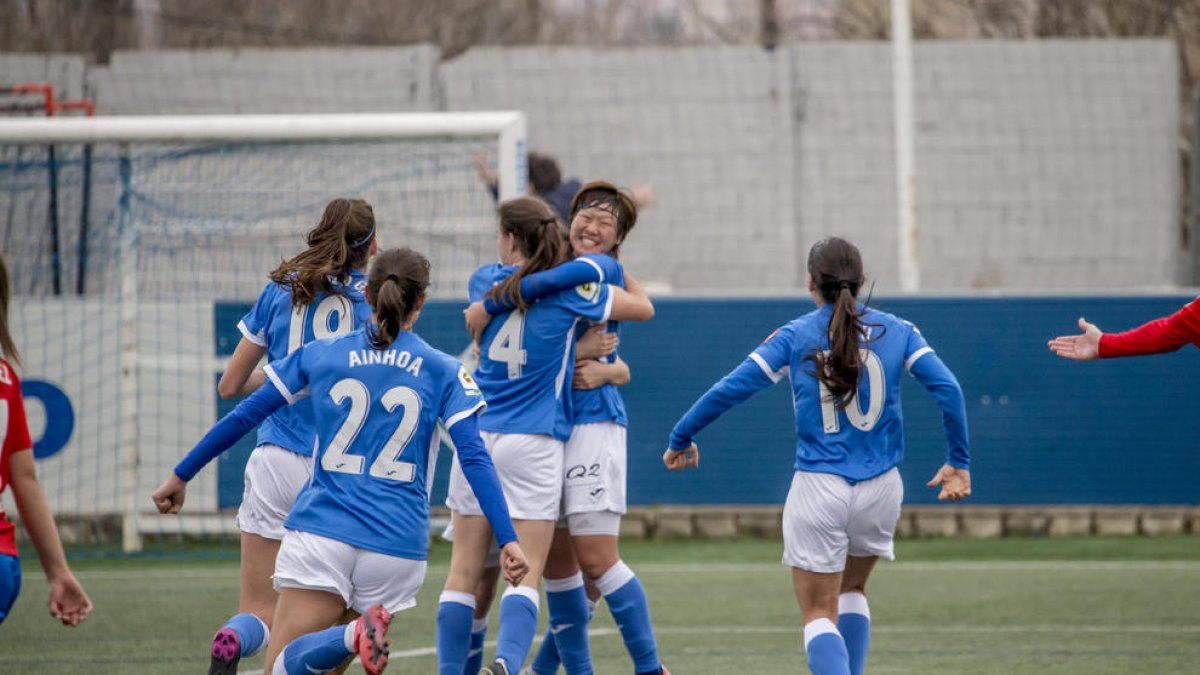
top-left (0, 40), bottom-right (1181, 295)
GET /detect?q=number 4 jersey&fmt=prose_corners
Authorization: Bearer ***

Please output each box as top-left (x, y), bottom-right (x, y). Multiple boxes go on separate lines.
top-left (264, 329), bottom-right (485, 559)
top-left (750, 304), bottom-right (969, 482)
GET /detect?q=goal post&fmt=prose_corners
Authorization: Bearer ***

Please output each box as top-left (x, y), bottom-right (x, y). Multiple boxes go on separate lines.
top-left (0, 111), bottom-right (526, 552)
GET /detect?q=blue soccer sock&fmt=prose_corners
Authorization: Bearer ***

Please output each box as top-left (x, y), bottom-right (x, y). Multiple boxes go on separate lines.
top-left (596, 561), bottom-right (660, 675)
top-left (277, 622), bottom-right (355, 675)
top-left (545, 573), bottom-right (593, 675)
top-left (529, 622), bottom-right (561, 675)
top-left (466, 615), bottom-right (489, 675)
top-left (221, 612), bottom-right (269, 658)
top-left (804, 618), bottom-right (850, 675)
top-left (437, 591), bottom-right (477, 675)
top-left (494, 585), bottom-right (540, 673)
top-left (837, 592), bottom-right (871, 675)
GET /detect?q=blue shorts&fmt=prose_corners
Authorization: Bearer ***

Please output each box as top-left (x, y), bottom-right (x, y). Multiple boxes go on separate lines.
top-left (0, 553), bottom-right (21, 624)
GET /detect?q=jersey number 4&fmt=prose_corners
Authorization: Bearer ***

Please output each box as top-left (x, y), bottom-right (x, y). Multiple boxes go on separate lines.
top-left (488, 312), bottom-right (528, 379)
top-left (818, 349), bottom-right (886, 433)
top-left (322, 378), bottom-right (420, 482)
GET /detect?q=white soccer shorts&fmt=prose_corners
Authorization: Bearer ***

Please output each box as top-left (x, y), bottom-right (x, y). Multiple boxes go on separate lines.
top-left (782, 467), bottom-right (904, 573)
top-left (562, 421), bottom-right (627, 519)
top-left (447, 431), bottom-right (564, 521)
top-left (236, 444), bottom-right (313, 540)
top-left (274, 530), bottom-right (426, 614)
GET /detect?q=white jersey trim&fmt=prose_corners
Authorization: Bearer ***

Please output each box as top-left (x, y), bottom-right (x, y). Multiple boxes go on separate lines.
top-left (443, 400), bottom-right (487, 430)
top-left (579, 256), bottom-right (606, 283)
top-left (600, 285), bottom-right (615, 322)
top-left (263, 364), bottom-right (298, 404)
top-left (904, 346), bottom-right (934, 372)
top-left (749, 353), bottom-right (786, 383)
top-left (237, 319), bottom-right (267, 347)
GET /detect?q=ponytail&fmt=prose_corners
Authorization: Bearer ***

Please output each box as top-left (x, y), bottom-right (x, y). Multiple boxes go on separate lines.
top-left (487, 197), bottom-right (565, 312)
top-left (367, 247), bottom-right (430, 349)
top-left (803, 238), bottom-right (881, 409)
top-left (270, 197), bottom-right (376, 309)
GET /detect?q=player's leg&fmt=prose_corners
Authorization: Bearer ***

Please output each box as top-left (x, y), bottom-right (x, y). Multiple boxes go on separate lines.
top-left (484, 518), bottom-right (555, 675)
top-left (468, 564), bottom-right (502, 675)
top-left (479, 432), bottom-right (564, 675)
top-left (783, 470), bottom-right (853, 675)
top-left (265, 530), bottom-right (359, 673)
top-left (534, 525), bottom-right (588, 675)
top-left (439, 512), bottom-right (494, 675)
top-left (214, 445), bottom-right (309, 674)
top-left (840, 466), bottom-right (903, 675)
top-left (565, 422), bottom-right (665, 675)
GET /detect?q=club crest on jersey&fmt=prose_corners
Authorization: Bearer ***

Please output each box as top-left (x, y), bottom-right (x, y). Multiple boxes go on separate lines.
top-left (458, 367), bottom-right (482, 396)
top-left (575, 282), bottom-right (601, 302)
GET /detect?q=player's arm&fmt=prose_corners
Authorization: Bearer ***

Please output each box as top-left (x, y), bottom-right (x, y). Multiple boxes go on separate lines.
top-left (664, 356), bottom-right (777, 469)
top-left (446, 413), bottom-right (529, 585)
top-left (217, 337), bottom-right (268, 399)
top-left (478, 258), bottom-right (606, 318)
top-left (908, 349), bottom-right (971, 501)
top-left (608, 284), bottom-right (654, 322)
top-left (574, 356), bottom-right (630, 390)
top-left (1098, 299), bottom-right (1200, 358)
top-left (8, 449), bottom-right (94, 626)
top-left (152, 382), bottom-right (288, 513)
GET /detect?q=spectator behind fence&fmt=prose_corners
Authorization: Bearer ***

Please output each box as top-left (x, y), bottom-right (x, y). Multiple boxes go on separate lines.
top-left (474, 152), bottom-right (655, 223)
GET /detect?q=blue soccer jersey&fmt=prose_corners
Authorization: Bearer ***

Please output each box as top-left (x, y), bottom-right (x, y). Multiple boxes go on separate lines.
top-left (264, 329), bottom-right (486, 559)
top-left (237, 272), bottom-right (372, 455)
top-left (671, 304), bottom-right (968, 483)
top-left (752, 305), bottom-right (968, 481)
top-left (469, 262), bottom-right (615, 440)
top-left (568, 254), bottom-right (628, 427)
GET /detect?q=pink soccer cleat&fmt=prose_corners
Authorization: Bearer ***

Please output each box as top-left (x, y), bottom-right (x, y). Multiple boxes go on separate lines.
top-left (208, 627), bottom-right (241, 675)
top-left (353, 604), bottom-right (393, 675)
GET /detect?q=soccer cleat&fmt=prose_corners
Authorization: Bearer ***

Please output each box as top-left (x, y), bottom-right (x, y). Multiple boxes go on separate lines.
top-left (207, 627), bottom-right (241, 675)
top-left (353, 604), bottom-right (393, 675)
top-left (480, 658), bottom-right (511, 675)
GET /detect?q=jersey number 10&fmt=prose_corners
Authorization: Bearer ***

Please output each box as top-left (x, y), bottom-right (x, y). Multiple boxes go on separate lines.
top-left (818, 349), bottom-right (886, 434)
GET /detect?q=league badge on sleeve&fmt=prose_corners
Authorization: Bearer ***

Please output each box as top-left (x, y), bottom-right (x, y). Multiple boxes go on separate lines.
top-left (575, 281), bottom-right (601, 303)
top-left (458, 366), bottom-right (482, 396)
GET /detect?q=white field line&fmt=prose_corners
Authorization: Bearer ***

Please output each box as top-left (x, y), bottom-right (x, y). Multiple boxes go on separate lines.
top-left (237, 623), bottom-right (1200, 674)
top-left (68, 559), bottom-right (1200, 581)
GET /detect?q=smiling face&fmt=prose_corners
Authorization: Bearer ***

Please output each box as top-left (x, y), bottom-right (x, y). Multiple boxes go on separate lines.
top-left (569, 205), bottom-right (621, 255)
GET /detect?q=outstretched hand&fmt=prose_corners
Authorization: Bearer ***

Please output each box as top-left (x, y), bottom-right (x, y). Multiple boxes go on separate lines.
top-left (927, 464), bottom-right (971, 502)
top-left (151, 474), bottom-right (188, 514)
top-left (1047, 317), bottom-right (1102, 361)
top-left (500, 541), bottom-right (530, 586)
top-left (47, 572), bottom-right (93, 626)
top-left (663, 444), bottom-right (700, 471)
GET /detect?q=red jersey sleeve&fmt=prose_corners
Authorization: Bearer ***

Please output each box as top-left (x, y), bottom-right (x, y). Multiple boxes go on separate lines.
top-left (2, 360), bottom-right (33, 478)
top-left (1098, 298), bottom-right (1200, 358)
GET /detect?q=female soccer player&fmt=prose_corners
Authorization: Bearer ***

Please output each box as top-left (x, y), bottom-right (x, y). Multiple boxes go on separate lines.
top-left (1048, 299), bottom-right (1200, 360)
top-left (436, 195), bottom-right (653, 675)
top-left (154, 246), bottom-right (528, 675)
top-left (663, 237), bottom-right (971, 675)
top-left (179, 198), bottom-right (376, 673)
top-left (466, 182), bottom-right (668, 675)
top-left (0, 252), bottom-right (93, 628)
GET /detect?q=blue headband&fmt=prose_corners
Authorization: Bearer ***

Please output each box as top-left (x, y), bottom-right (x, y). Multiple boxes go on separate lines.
top-left (351, 224), bottom-right (376, 249)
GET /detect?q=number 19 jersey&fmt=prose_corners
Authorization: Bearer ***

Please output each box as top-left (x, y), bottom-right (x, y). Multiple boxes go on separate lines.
top-left (469, 263), bottom-right (614, 440)
top-left (238, 272), bottom-right (372, 456)
top-left (264, 329), bottom-right (485, 559)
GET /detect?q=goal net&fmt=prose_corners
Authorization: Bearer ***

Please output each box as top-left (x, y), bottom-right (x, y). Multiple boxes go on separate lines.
top-left (0, 112), bottom-right (526, 552)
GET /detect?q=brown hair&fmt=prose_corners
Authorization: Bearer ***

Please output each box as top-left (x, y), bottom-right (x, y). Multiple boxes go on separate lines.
top-left (805, 237), bottom-right (880, 408)
top-left (269, 197), bottom-right (376, 309)
top-left (0, 252), bottom-right (19, 368)
top-left (568, 181), bottom-right (638, 256)
top-left (367, 247), bottom-right (430, 349)
top-left (486, 196), bottom-right (567, 312)
top-left (528, 152), bottom-right (563, 194)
